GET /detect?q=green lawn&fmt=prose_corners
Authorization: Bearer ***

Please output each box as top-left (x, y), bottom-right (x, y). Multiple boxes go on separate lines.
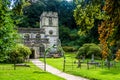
top-left (0, 62), bottom-right (65, 80)
top-left (40, 52), bottom-right (120, 80)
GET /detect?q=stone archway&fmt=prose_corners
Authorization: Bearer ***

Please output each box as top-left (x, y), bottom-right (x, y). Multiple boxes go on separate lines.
top-left (30, 48), bottom-right (35, 59)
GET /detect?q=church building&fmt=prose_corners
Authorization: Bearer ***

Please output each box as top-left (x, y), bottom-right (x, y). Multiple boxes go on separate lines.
top-left (18, 12), bottom-right (59, 58)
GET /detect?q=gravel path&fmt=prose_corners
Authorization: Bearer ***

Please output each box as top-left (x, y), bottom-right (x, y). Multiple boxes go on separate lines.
top-left (31, 59), bottom-right (88, 80)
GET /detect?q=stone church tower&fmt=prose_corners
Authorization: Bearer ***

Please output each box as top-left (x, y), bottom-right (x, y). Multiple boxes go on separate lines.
top-left (40, 12), bottom-right (59, 49)
top-left (18, 12), bottom-right (59, 58)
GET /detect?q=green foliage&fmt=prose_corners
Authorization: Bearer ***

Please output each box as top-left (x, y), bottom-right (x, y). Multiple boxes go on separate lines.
top-left (9, 47), bottom-right (22, 63)
top-left (74, 0), bottom-right (108, 35)
top-left (0, 0), bottom-right (18, 61)
top-left (9, 44), bottom-right (31, 63)
top-left (58, 0), bottom-right (76, 29)
top-left (60, 26), bottom-right (83, 47)
top-left (76, 43), bottom-right (102, 58)
top-left (12, 0), bottom-right (30, 15)
top-left (22, 1), bottom-right (45, 27)
top-left (18, 44), bottom-right (31, 58)
top-left (11, 0), bottom-right (31, 27)
top-left (63, 46), bottom-right (78, 52)
top-left (59, 26), bottom-right (71, 44)
top-left (105, 0), bottom-right (120, 46)
top-left (87, 44), bottom-right (101, 56)
top-left (76, 47), bottom-right (86, 56)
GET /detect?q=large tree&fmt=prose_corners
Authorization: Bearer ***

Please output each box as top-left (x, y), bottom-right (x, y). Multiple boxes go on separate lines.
top-left (74, 0), bottom-right (104, 35)
top-left (74, 0), bottom-right (105, 44)
top-left (22, 0), bottom-right (46, 27)
top-left (11, 0), bottom-right (30, 27)
top-left (0, 0), bottom-right (29, 61)
top-left (98, 0), bottom-right (120, 59)
top-left (0, 0), bottom-right (18, 61)
top-left (74, 0), bottom-right (120, 60)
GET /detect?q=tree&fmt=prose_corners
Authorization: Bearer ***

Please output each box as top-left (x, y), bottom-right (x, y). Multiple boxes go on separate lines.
top-left (22, 0), bottom-right (46, 27)
top-left (59, 26), bottom-right (71, 45)
top-left (11, 0), bottom-right (31, 27)
top-left (76, 43), bottom-right (101, 60)
top-left (0, 0), bottom-right (18, 61)
top-left (58, 0), bottom-right (76, 29)
top-left (98, 0), bottom-right (120, 59)
top-left (11, 0), bottom-right (30, 15)
top-left (74, 0), bottom-right (105, 35)
top-left (73, 0), bottom-right (106, 46)
top-left (115, 49), bottom-right (120, 62)
top-left (0, 0), bottom-right (29, 61)
top-left (74, 0), bottom-right (120, 60)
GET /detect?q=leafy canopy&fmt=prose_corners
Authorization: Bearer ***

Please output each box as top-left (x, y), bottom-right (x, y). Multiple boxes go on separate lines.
top-left (74, 0), bottom-right (108, 35)
top-left (9, 44), bottom-right (31, 63)
top-left (76, 43), bottom-right (101, 58)
top-left (0, 0), bottom-right (18, 61)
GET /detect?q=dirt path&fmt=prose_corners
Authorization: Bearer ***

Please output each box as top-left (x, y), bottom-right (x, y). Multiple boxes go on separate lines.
top-left (31, 59), bottom-right (88, 80)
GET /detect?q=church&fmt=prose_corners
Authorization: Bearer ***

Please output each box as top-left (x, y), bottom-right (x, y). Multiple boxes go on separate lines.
top-left (18, 12), bottom-right (59, 58)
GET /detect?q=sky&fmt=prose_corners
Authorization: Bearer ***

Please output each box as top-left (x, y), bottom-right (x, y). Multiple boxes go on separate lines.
top-left (9, 0), bottom-right (73, 9)
top-left (66, 0), bottom-right (72, 2)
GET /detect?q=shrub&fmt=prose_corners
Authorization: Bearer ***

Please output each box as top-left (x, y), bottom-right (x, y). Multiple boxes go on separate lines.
top-left (63, 46), bottom-right (78, 52)
top-left (76, 47), bottom-right (86, 58)
top-left (18, 44), bottom-right (31, 60)
top-left (9, 44), bottom-right (31, 63)
top-left (76, 43), bottom-right (102, 59)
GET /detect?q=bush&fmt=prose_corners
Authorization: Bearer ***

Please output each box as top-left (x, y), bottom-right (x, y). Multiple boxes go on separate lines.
top-left (63, 46), bottom-right (78, 52)
top-left (76, 43), bottom-right (102, 59)
top-left (8, 44), bottom-right (31, 63)
top-left (76, 47), bottom-right (86, 58)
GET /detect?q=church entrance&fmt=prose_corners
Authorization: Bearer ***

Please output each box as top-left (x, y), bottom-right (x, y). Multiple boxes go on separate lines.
top-left (30, 49), bottom-right (35, 59)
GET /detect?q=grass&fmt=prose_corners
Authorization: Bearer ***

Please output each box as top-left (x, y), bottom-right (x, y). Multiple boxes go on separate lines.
top-left (40, 52), bottom-right (120, 80)
top-left (0, 62), bottom-right (65, 80)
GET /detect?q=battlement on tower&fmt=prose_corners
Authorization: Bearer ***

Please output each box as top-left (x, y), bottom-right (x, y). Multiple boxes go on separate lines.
top-left (40, 12), bottom-right (58, 18)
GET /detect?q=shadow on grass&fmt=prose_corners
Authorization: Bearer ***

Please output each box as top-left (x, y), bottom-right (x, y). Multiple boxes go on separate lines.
top-left (33, 71), bottom-right (48, 74)
top-left (100, 69), bottom-right (120, 75)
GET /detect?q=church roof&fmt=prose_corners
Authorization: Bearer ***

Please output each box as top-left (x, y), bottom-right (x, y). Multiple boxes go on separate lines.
top-left (18, 28), bottom-right (45, 34)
